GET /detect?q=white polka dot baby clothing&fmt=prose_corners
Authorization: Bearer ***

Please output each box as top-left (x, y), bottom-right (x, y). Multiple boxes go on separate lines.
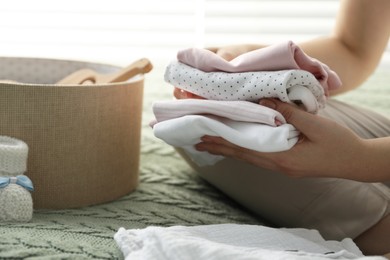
top-left (177, 41), bottom-right (342, 96)
top-left (165, 61), bottom-right (325, 113)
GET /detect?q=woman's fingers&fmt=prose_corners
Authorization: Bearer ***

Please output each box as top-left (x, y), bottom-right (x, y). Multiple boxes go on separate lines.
top-left (173, 87), bottom-right (205, 99)
top-left (195, 135), bottom-right (283, 170)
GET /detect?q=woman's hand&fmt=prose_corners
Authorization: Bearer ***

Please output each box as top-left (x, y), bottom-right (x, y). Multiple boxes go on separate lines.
top-left (173, 87), bottom-right (204, 100)
top-left (195, 98), bottom-right (374, 181)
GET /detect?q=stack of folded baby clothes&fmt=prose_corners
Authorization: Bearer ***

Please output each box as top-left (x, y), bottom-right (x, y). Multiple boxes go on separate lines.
top-left (151, 41), bottom-right (341, 166)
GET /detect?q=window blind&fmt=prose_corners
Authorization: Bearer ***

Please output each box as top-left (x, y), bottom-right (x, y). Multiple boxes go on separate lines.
top-left (0, 0), bottom-right (199, 66)
top-left (0, 0), bottom-right (388, 67)
top-left (203, 0), bottom-right (339, 45)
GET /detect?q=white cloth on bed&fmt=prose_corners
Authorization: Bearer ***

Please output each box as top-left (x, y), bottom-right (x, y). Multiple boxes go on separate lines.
top-left (164, 61), bottom-right (325, 113)
top-left (114, 224), bottom-right (384, 260)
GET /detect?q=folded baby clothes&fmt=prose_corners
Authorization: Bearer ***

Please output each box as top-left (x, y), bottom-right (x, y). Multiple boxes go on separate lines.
top-left (164, 61), bottom-right (325, 113)
top-left (153, 41), bottom-right (341, 164)
top-left (177, 41), bottom-right (342, 96)
top-left (114, 224), bottom-right (380, 260)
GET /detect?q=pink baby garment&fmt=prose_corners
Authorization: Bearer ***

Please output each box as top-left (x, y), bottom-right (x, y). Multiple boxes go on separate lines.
top-left (165, 61), bottom-right (325, 113)
top-left (177, 41), bottom-right (342, 96)
top-left (151, 99), bottom-right (287, 127)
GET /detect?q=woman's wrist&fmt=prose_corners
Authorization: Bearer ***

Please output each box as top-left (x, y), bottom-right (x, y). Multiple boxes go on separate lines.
top-left (351, 138), bottom-right (390, 182)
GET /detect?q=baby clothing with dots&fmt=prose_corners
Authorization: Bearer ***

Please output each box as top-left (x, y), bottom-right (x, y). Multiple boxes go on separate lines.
top-left (164, 61), bottom-right (325, 113)
top-left (152, 41), bottom-right (342, 166)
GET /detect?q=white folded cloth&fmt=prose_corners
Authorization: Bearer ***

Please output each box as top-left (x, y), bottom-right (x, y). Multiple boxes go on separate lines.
top-left (114, 224), bottom-right (384, 260)
top-left (152, 114), bottom-right (299, 166)
top-left (151, 99), bottom-right (299, 166)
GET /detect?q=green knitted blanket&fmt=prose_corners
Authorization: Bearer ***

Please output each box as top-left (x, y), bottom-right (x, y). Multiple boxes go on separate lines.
top-left (0, 66), bottom-right (388, 259)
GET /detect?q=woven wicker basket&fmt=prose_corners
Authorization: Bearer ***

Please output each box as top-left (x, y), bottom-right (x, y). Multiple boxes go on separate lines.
top-left (0, 57), bottom-right (147, 209)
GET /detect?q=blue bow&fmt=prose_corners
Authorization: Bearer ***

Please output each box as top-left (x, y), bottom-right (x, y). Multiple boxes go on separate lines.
top-left (0, 175), bottom-right (34, 192)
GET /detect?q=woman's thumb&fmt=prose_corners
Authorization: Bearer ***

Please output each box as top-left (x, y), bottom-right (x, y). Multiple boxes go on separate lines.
top-left (259, 99), bottom-right (321, 137)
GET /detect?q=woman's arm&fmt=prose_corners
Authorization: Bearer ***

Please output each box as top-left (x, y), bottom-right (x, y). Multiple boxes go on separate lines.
top-left (300, 0), bottom-right (390, 95)
top-left (210, 0), bottom-right (390, 96)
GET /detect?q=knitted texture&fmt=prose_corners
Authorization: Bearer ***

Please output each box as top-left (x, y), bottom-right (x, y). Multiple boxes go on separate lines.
top-left (0, 184), bottom-right (33, 221)
top-left (0, 68), bottom-right (388, 259)
top-left (0, 136), bottom-right (28, 175)
top-left (0, 137), bottom-right (33, 222)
